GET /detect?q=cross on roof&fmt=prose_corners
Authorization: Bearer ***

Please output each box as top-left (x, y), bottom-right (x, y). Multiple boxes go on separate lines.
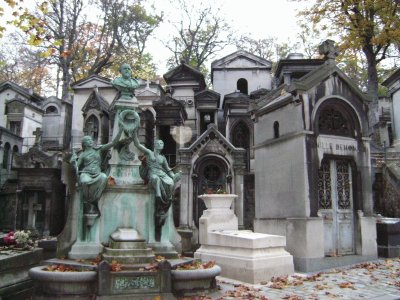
top-left (32, 127), bottom-right (42, 146)
top-left (319, 39), bottom-right (339, 61)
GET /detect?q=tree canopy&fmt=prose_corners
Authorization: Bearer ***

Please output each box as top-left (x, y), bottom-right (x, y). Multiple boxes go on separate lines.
top-left (3, 0), bottom-right (162, 99)
top-left (1, 0), bottom-right (399, 104)
top-left (296, 0), bottom-right (400, 125)
top-left (165, 0), bottom-right (234, 71)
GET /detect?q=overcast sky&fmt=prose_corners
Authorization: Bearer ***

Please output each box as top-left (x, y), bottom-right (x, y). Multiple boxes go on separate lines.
top-left (0, 0), bottom-right (311, 75)
top-left (148, 0), bottom-right (310, 74)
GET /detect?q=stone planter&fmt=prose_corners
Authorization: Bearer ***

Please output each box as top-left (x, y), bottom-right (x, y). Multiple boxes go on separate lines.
top-left (198, 194), bottom-right (237, 210)
top-left (171, 264), bottom-right (221, 296)
top-left (29, 265), bottom-right (97, 299)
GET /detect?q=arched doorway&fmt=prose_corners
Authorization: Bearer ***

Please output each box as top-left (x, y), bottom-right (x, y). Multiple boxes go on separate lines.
top-left (237, 78), bottom-right (248, 95)
top-left (84, 115), bottom-right (99, 143)
top-left (315, 100), bottom-right (361, 257)
top-left (231, 121), bottom-right (250, 149)
top-left (193, 157), bottom-right (228, 227)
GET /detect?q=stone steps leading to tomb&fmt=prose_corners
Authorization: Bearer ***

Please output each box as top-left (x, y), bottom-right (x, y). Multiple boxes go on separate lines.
top-left (109, 240), bottom-right (147, 250)
top-left (102, 247), bottom-right (154, 257)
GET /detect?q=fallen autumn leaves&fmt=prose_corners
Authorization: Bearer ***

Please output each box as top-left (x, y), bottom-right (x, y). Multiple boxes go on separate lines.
top-left (212, 257), bottom-right (400, 300)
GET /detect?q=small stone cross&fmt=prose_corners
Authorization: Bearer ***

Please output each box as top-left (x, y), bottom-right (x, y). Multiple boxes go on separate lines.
top-left (32, 127), bottom-right (42, 146)
top-left (319, 39), bottom-right (339, 61)
top-left (23, 194), bottom-right (42, 229)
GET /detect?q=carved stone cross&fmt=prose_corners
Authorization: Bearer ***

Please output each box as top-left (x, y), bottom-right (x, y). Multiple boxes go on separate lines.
top-left (23, 193), bottom-right (42, 230)
top-left (319, 39), bottom-right (339, 61)
top-left (32, 127), bottom-right (42, 146)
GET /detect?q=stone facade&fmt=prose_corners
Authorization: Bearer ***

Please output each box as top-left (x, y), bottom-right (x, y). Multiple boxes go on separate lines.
top-left (383, 69), bottom-right (400, 150)
top-left (0, 81), bottom-right (71, 235)
top-left (251, 41), bottom-right (377, 271)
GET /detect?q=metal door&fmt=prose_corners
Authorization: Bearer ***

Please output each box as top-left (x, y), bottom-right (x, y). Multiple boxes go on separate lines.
top-left (318, 159), bottom-right (354, 256)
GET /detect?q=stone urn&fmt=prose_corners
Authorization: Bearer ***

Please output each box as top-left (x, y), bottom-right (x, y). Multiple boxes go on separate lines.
top-left (198, 194), bottom-right (237, 210)
top-left (171, 264), bottom-right (221, 296)
top-left (29, 264), bottom-right (97, 299)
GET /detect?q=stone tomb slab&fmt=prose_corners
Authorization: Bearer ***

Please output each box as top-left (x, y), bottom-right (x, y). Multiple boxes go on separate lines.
top-left (195, 230), bottom-right (294, 284)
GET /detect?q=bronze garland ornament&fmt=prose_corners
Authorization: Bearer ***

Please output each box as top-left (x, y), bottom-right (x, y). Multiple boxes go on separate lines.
top-left (116, 109), bottom-right (140, 161)
top-left (118, 109), bottom-right (140, 138)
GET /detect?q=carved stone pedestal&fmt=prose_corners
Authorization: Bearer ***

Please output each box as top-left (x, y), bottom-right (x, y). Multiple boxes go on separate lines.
top-left (102, 228), bottom-right (155, 264)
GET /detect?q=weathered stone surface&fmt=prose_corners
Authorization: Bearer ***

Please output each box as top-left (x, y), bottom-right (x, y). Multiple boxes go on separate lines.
top-left (195, 194), bottom-right (294, 284)
top-left (171, 265), bottom-right (220, 296)
top-left (377, 218), bottom-right (400, 257)
top-left (0, 248), bottom-right (43, 299)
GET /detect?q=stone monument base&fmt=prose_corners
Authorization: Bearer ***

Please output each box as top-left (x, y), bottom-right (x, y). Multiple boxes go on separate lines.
top-left (195, 230), bottom-right (294, 284)
top-left (69, 241), bottom-right (103, 260)
top-left (148, 242), bottom-right (179, 259)
top-left (102, 228), bottom-right (155, 264)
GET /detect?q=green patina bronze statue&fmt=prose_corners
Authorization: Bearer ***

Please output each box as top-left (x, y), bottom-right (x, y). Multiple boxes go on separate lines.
top-left (132, 131), bottom-right (181, 241)
top-left (112, 63), bottom-right (140, 100)
top-left (70, 129), bottom-right (122, 216)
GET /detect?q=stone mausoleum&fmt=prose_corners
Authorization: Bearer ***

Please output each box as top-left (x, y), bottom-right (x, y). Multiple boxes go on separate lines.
top-left (251, 40), bottom-right (376, 271)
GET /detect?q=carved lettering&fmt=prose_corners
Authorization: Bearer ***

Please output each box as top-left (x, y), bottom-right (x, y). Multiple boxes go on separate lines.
top-left (114, 276), bottom-right (156, 290)
top-left (317, 142), bottom-right (358, 152)
top-left (335, 144), bottom-right (356, 151)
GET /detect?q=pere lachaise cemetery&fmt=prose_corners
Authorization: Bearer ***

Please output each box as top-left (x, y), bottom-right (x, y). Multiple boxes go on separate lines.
top-left (0, 39), bottom-right (400, 298)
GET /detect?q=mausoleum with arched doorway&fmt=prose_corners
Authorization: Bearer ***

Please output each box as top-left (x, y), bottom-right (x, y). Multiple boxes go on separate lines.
top-left (177, 125), bottom-right (247, 253)
top-left (251, 40), bottom-right (377, 272)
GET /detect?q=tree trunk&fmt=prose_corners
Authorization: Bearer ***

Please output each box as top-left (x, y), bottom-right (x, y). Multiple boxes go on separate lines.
top-left (363, 46), bottom-right (379, 135)
top-left (61, 59), bottom-right (71, 102)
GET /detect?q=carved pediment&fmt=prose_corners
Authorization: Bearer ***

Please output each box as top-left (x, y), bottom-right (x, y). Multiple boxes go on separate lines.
top-left (179, 124), bottom-right (246, 166)
top-left (195, 89), bottom-right (220, 108)
top-left (82, 89), bottom-right (109, 114)
top-left (198, 138), bottom-right (226, 157)
top-left (0, 81), bottom-right (44, 103)
top-left (72, 74), bottom-right (112, 89)
top-left (195, 90), bottom-right (220, 101)
top-left (153, 96), bottom-right (185, 108)
top-left (212, 50), bottom-right (272, 70)
top-left (13, 147), bottom-right (60, 169)
top-left (5, 100), bottom-right (24, 114)
top-left (136, 89), bottom-right (158, 97)
top-left (163, 62), bottom-right (206, 90)
top-left (169, 70), bottom-right (197, 82)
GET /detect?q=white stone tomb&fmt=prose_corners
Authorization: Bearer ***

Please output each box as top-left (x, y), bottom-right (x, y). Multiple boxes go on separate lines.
top-left (194, 194), bottom-right (294, 284)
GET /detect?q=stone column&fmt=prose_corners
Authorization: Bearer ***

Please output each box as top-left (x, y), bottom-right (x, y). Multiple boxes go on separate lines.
top-left (234, 166), bottom-right (245, 229)
top-left (14, 188), bottom-right (22, 231)
top-left (391, 90), bottom-right (400, 149)
top-left (178, 164), bottom-right (191, 229)
top-left (360, 138), bottom-right (374, 215)
top-left (177, 164), bottom-right (193, 255)
top-left (43, 190), bottom-right (52, 236)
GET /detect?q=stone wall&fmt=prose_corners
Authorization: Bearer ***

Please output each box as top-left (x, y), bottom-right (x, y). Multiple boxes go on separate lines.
top-left (376, 163), bottom-right (400, 217)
